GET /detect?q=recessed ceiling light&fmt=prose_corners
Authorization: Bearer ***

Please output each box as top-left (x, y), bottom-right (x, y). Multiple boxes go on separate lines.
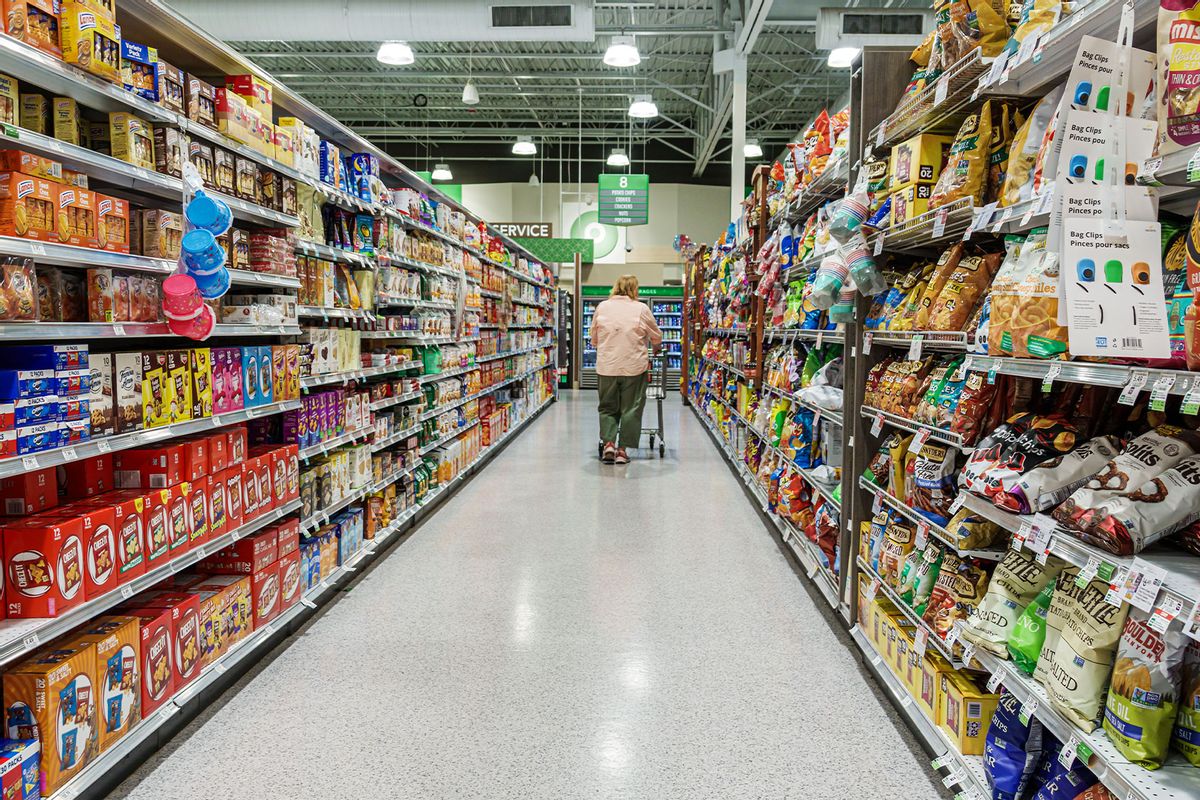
top-left (431, 163), bottom-right (453, 181)
top-left (604, 35), bottom-right (641, 68)
top-left (512, 136), bottom-right (537, 155)
top-left (628, 94), bottom-right (658, 119)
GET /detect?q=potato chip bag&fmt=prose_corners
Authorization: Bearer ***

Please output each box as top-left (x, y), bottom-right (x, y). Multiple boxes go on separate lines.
top-left (928, 250), bottom-right (1002, 332)
top-left (945, 507), bottom-right (1005, 550)
top-left (1174, 639), bottom-right (1200, 765)
top-left (962, 546), bottom-right (1063, 654)
top-left (863, 432), bottom-right (902, 489)
top-left (1033, 569), bottom-right (1072, 689)
top-left (889, 433), bottom-right (913, 496)
top-left (1001, 88), bottom-right (1064, 206)
top-left (921, 552), bottom-right (991, 638)
top-left (905, 441), bottom-right (960, 525)
top-left (1104, 607), bottom-right (1188, 768)
top-left (879, 515), bottom-right (916, 587)
top-left (986, 102), bottom-right (1023, 204)
top-left (1158, 0), bottom-right (1200, 156)
top-left (913, 245), bottom-right (964, 329)
top-left (985, 689), bottom-right (1046, 800)
top-left (898, 544), bottom-right (942, 615)
top-left (997, 435), bottom-right (1122, 515)
top-left (988, 228), bottom-right (1068, 359)
top-left (1009, 581), bottom-right (1054, 675)
top-left (931, 102), bottom-right (994, 209)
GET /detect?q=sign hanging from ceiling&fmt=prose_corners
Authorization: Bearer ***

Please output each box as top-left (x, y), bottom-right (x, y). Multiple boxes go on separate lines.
top-left (493, 222), bottom-right (553, 238)
top-left (598, 173), bottom-right (650, 226)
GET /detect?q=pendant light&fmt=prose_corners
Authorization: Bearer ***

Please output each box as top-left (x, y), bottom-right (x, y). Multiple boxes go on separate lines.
top-left (376, 41), bottom-right (415, 66)
top-left (431, 163), bottom-right (453, 181)
top-left (743, 139), bottom-right (764, 159)
top-left (628, 94), bottom-right (658, 119)
top-left (603, 35), bottom-right (641, 67)
top-left (462, 80), bottom-right (480, 105)
top-left (512, 136), bottom-right (537, 155)
top-left (827, 47), bottom-right (859, 68)
top-left (606, 148), bottom-right (630, 167)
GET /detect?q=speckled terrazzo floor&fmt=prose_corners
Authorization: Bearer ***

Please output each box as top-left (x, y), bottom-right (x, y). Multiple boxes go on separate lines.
top-left (109, 391), bottom-right (945, 800)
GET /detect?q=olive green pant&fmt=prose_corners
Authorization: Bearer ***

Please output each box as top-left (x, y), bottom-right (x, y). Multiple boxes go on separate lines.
top-left (597, 372), bottom-right (647, 449)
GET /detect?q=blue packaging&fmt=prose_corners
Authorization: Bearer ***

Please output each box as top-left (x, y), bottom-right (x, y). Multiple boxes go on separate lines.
top-left (318, 140), bottom-right (341, 186)
top-left (59, 397), bottom-right (88, 423)
top-left (0, 738), bottom-right (40, 800)
top-left (0, 345), bottom-right (87, 372)
top-left (0, 369), bottom-right (53, 400)
top-left (121, 41), bottom-right (161, 102)
top-left (242, 348), bottom-right (263, 408)
top-left (55, 368), bottom-right (89, 398)
top-left (16, 422), bottom-right (60, 455)
top-left (13, 396), bottom-right (59, 427)
top-left (984, 690), bottom-right (1045, 800)
top-left (256, 346), bottom-right (274, 407)
top-left (60, 419), bottom-right (90, 447)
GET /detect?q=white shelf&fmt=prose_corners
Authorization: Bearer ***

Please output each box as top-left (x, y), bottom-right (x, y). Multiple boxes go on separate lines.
top-left (300, 361), bottom-right (419, 390)
top-left (858, 557), bottom-right (970, 669)
top-left (298, 427), bottom-right (372, 460)
top-left (420, 419), bottom-right (481, 454)
top-left (759, 384), bottom-right (843, 427)
top-left (296, 306), bottom-right (373, 321)
top-left (370, 424), bottom-right (422, 452)
top-left (864, 330), bottom-right (970, 353)
top-left (368, 389), bottom-right (422, 411)
top-left (0, 321), bottom-right (301, 340)
top-left (293, 239), bottom-right (375, 267)
top-left (861, 406), bottom-right (969, 451)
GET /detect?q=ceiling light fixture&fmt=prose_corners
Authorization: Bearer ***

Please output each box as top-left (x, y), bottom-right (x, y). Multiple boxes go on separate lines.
top-left (376, 40), bottom-right (415, 66)
top-left (431, 163), bottom-right (453, 181)
top-left (827, 46), bottom-right (860, 69)
top-left (603, 35), bottom-right (641, 68)
top-left (462, 80), bottom-right (479, 105)
top-left (606, 148), bottom-right (631, 167)
top-left (529, 172), bottom-right (540, 186)
top-left (512, 136), bottom-right (537, 155)
top-left (628, 94), bottom-right (658, 119)
top-left (743, 139), bottom-right (764, 159)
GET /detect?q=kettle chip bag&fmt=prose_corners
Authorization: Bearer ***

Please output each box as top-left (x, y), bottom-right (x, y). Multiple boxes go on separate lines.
top-left (1009, 581), bottom-right (1055, 676)
top-left (985, 689), bottom-right (1046, 800)
top-left (931, 101), bottom-right (994, 209)
top-left (962, 546), bottom-right (1063, 654)
top-left (921, 552), bottom-right (991, 639)
top-left (945, 507), bottom-right (1005, 550)
top-left (1174, 639), bottom-right (1200, 765)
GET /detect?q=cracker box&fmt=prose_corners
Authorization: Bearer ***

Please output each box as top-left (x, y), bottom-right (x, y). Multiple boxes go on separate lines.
top-left (62, 453), bottom-right (113, 499)
top-left (141, 487), bottom-right (170, 568)
top-left (73, 504), bottom-right (118, 598)
top-left (3, 644), bottom-right (97, 793)
top-left (115, 442), bottom-right (185, 489)
top-left (18, 93), bottom-right (46, 134)
top-left (0, 467), bottom-right (56, 515)
top-left (126, 591), bottom-right (201, 692)
top-left (190, 574), bottom-right (251, 666)
top-left (53, 96), bottom-right (84, 145)
top-left (63, 167), bottom-right (87, 187)
top-left (119, 41), bottom-right (158, 102)
top-left (166, 350), bottom-right (191, 424)
top-left (56, 186), bottom-right (99, 248)
top-left (140, 352), bottom-right (170, 429)
top-left (889, 183), bottom-right (934, 228)
top-left (86, 351), bottom-right (114, 435)
top-left (938, 672), bottom-right (999, 756)
top-left (226, 424), bottom-right (247, 464)
top-left (3, 513), bottom-right (85, 616)
top-left (105, 490), bottom-right (146, 583)
top-left (225, 74), bottom-right (272, 118)
top-left (220, 466), bottom-right (244, 532)
top-left (0, 150), bottom-right (60, 182)
top-left (152, 124), bottom-right (184, 178)
top-left (112, 352), bottom-right (142, 433)
top-left (60, 1), bottom-right (120, 83)
top-left (96, 193), bottom-right (129, 254)
top-left (70, 615), bottom-right (141, 752)
top-left (123, 607), bottom-right (173, 716)
top-left (203, 527), bottom-right (277, 575)
top-left (213, 147), bottom-right (235, 196)
top-left (189, 348), bottom-right (212, 420)
top-left (109, 112), bottom-right (155, 171)
top-left (889, 133), bottom-right (954, 188)
top-left (0, 171), bottom-right (58, 241)
top-left (240, 458), bottom-right (261, 520)
top-left (185, 74), bottom-right (216, 129)
top-left (205, 430), bottom-right (228, 474)
top-left (207, 468), bottom-right (227, 540)
top-left (137, 209), bottom-right (181, 260)
top-left (185, 476), bottom-right (209, 547)
top-left (156, 60), bottom-right (184, 114)
top-left (178, 437), bottom-right (207, 483)
top-left (3, 0), bottom-right (61, 58)
top-left (0, 74), bottom-right (16, 126)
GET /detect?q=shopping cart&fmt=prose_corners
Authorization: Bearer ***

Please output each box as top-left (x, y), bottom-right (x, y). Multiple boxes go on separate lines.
top-left (596, 350), bottom-right (667, 459)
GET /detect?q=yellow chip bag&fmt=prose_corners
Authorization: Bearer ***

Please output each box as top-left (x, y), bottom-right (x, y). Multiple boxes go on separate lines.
top-left (931, 101), bottom-right (994, 209)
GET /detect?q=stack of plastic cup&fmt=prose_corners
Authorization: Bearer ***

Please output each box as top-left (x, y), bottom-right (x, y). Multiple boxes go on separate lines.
top-left (844, 233), bottom-right (888, 296)
top-left (829, 192), bottom-right (871, 243)
top-left (810, 253), bottom-right (848, 310)
top-left (180, 190), bottom-right (232, 300)
top-left (162, 274), bottom-right (215, 340)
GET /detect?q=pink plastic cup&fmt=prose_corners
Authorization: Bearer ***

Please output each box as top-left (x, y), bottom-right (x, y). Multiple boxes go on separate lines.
top-left (162, 274), bottom-right (203, 318)
top-left (166, 302), bottom-right (215, 341)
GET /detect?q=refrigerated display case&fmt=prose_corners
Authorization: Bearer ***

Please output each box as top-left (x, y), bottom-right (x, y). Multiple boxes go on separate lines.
top-left (580, 285), bottom-right (684, 389)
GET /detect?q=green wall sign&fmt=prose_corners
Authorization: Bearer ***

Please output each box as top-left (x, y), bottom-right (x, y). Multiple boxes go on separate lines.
top-left (581, 285), bottom-right (682, 297)
top-left (514, 237), bottom-right (594, 264)
top-left (598, 173), bottom-right (649, 226)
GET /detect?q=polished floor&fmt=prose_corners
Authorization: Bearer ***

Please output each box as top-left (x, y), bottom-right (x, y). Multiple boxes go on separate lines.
top-left (112, 392), bottom-right (944, 799)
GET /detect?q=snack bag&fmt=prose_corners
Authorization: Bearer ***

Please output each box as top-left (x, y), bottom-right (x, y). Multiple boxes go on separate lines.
top-left (977, 415), bottom-right (1080, 502)
top-left (905, 442), bottom-right (959, 525)
top-left (1175, 639), bottom-right (1200, 765)
top-left (1158, 0), bottom-right (1200, 156)
top-left (931, 102), bottom-right (994, 209)
top-left (960, 413), bottom-right (1037, 494)
top-left (945, 507), bottom-right (1005, 550)
top-left (1001, 87), bottom-right (1064, 207)
top-left (961, 546), bottom-right (1063, 654)
top-left (985, 690), bottom-right (1046, 800)
top-left (1035, 569), bottom-right (1072, 689)
top-left (989, 228), bottom-right (1068, 359)
top-left (879, 515), bottom-right (916, 587)
top-left (897, 544), bottom-right (942, 615)
top-left (1104, 607), bottom-right (1188, 769)
top-left (913, 245), bottom-right (964, 329)
top-left (1009, 581), bottom-right (1054, 675)
top-left (950, 369), bottom-right (1001, 446)
top-left (921, 552), bottom-right (990, 638)
top-left (863, 432), bottom-right (902, 489)
top-left (928, 251), bottom-right (1002, 332)
top-left (986, 102), bottom-right (1022, 205)
top-left (996, 435), bottom-right (1122, 515)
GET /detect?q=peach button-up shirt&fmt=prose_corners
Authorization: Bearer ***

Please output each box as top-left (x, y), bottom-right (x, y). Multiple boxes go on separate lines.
top-left (589, 295), bottom-right (663, 376)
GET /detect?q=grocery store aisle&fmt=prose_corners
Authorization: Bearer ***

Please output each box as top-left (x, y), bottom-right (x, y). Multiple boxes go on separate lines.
top-left (112, 392), bottom-right (943, 800)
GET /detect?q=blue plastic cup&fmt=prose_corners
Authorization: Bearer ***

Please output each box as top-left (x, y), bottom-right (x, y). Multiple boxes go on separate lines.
top-left (181, 228), bottom-right (227, 272)
top-left (189, 263), bottom-right (231, 300)
top-left (185, 190), bottom-right (232, 235)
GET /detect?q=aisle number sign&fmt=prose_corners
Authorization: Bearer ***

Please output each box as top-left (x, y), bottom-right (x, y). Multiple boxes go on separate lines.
top-left (598, 173), bottom-right (650, 226)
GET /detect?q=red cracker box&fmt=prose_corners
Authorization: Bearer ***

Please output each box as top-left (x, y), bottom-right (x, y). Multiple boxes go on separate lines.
top-left (126, 590), bottom-right (201, 692)
top-left (61, 453), bottom-right (114, 499)
top-left (221, 466), bottom-right (244, 532)
top-left (225, 424), bottom-right (247, 464)
top-left (141, 488), bottom-right (171, 569)
top-left (165, 483), bottom-right (190, 555)
top-left (250, 560), bottom-right (280, 627)
top-left (179, 437), bottom-right (208, 482)
top-left (207, 470), bottom-right (227, 541)
top-left (202, 527), bottom-right (277, 575)
top-left (123, 607), bottom-right (173, 716)
top-left (277, 548), bottom-right (300, 611)
top-left (114, 443), bottom-right (186, 489)
top-left (274, 517), bottom-right (299, 559)
top-left (0, 466), bottom-right (57, 514)
top-left (240, 458), bottom-right (262, 520)
top-left (105, 490), bottom-right (146, 583)
top-left (73, 504), bottom-right (119, 599)
top-left (205, 430), bottom-right (228, 473)
top-left (186, 476), bottom-right (210, 548)
top-left (3, 513), bottom-right (85, 617)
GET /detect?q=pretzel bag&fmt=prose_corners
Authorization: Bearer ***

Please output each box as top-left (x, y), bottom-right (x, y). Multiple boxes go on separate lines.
top-left (995, 434), bottom-right (1122, 515)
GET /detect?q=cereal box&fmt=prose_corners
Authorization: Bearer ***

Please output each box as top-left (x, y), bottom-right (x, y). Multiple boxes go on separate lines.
top-left (2, 0), bottom-right (61, 58)
top-left (112, 352), bottom-right (142, 433)
top-left (70, 616), bottom-right (140, 752)
top-left (60, 1), bottom-right (120, 83)
top-left (0, 171), bottom-right (58, 241)
top-left (2, 513), bottom-right (85, 616)
top-left (95, 193), bottom-right (129, 254)
top-left (3, 644), bottom-right (97, 793)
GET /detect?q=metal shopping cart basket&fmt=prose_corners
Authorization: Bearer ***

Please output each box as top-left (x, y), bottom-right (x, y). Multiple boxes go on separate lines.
top-left (596, 350), bottom-right (667, 459)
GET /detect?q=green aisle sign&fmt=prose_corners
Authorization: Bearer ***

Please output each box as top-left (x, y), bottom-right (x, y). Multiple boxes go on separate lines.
top-left (598, 173), bottom-right (649, 226)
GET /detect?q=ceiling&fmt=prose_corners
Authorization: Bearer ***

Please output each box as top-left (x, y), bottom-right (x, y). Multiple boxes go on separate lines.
top-left (169, 1), bottom-right (900, 184)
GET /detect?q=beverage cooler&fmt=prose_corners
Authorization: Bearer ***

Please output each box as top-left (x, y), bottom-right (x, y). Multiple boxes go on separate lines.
top-left (580, 285), bottom-right (683, 389)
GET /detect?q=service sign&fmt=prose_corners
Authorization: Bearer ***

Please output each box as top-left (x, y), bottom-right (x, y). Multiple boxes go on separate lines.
top-left (598, 173), bottom-right (649, 226)
top-left (493, 222), bottom-right (553, 238)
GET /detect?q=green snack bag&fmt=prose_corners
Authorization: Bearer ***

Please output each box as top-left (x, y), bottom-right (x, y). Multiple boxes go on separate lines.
top-left (898, 544), bottom-right (942, 615)
top-left (1175, 639), bottom-right (1200, 766)
top-left (911, 546), bottom-right (942, 616)
top-left (1008, 581), bottom-right (1053, 675)
top-left (800, 349), bottom-right (820, 388)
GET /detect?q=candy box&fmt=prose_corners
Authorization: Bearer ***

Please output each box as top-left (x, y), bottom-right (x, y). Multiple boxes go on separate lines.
top-left (190, 574), bottom-right (251, 666)
top-left (152, 124), bottom-right (184, 178)
top-left (0, 150), bottom-right (60, 182)
top-left (139, 352), bottom-right (170, 429)
top-left (3, 644), bottom-right (97, 793)
top-left (0, 172), bottom-right (59, 241)
top-left (69, 615), bottom-right (140, 752)
top-left (166, 349), bottom-right (191, 423)
top-left (60, 453), bottom-right (112, 499)
top-left (121, 607), bottom-right (172, 716)
top-left (0, 738), bottom-right (39, 800)
top-left (119, 40), bottom-right (158, 102)
top-left (2, 0), bottom-right (61, 58)
top-left (189, 348), bottom-right (212, 420)
top-left (60, 2), bottom-right (120, 83)
top-left (0, 467), bottom-right (56, 515)
top-left (112, 352), bottom-right (142, 433)
top-left (95, 193), bottom-right (129, 254)
top-left (108, 112), bottom-right (155, 171)
top-left (185, 74), bottom-right (216, 129)
top-left (156, 60), bottom-right (184, 115)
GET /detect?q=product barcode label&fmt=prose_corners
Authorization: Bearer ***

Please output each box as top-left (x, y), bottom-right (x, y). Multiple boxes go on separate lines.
top-left (933, 79), bottom-right (948, 107)
top-left (1125, 558), bottom-right (1168, 613)
top-left (960, 642), bottom-right (976, 665)
top-left (992, 208), bottom-right (1012, 233)
top-left (1182, 380), bottom-right (1200, 415)
top-left (120, 584), bottom-right (134, 599)
top-left (1015, 521), bottom-right (1033, 550)
top-left (944, 625), bottom-right (962, 649)
top-left (61, 447), bottom-right (77, 462)
top-left (1076, 555), bottom-right (1101, 588)
top-left (20, 456), bottom-right (37, 471)
top-left (872, 492), bottom-right (883, 515)
top-left (21, 633), bottom-right (38, 650)
top-left (1118, 370), bottom-right (1148, 405)
top-left (96, 439), bottom-right (111, 453)
top-left (1019, 698), bottom-right (1038, 724)
top-left (873, 235), bottom-right (884, 256)
top-left (914, 627), bottom-right (929, 657)
top-left (931, 754), bottom-right (952, 770)
top-left (1148, 596), bottom-right (1185, 634)
top-left (1150, 374), bottom-right (1176, 412)
top-left (1060, 734), bottom-right (1081, 768)
top-left (987, 672), bottom-right (1003, 693)
top-left (949, 494), bottom-right (965, 515)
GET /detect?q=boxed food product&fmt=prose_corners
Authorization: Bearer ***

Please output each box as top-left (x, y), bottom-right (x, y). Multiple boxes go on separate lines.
top-left (96, 193), bottom-right (129, 254)
top-left (156, 60), bottom-right (184, 114)
top-left (85, 352), bottom-right (114, 436)
top-left (185, 74), bottom-right (216, 129)
top-left (0, 467), bottom-right (56, 515)
top-left (152, 124), bottom-right (184, 178)
top-left (0, 74), bottom-right (16, 126)
top-left (60, 1), bottom-right (120, 83)
top-left (69, 616), bottom-right (140, 752)
top-left (136, 209), bottom-right (181, 260)
top-left (165, 483), bottom-right (189, 554)
top-left (190, 574), bottom-right (252, 666)
top-left (278, 546), bottom-right (300, 611)
top-left (235, 156), bottom-right (256, 201)
top-left (249, 560), bottom-right (280, 626)
top-left (70, 504), bottom-right (118, 597)
top-left (221, 465), bottom-right (244, 532)
top-left (109, 113), bottom-right (155, 171)
top-left (63, 168), bottom-right (88, 188)
top-left (141, 487), bottom-right (169, 567)
top-left (319, 140), bottom-right (340, 187)
top-left (140, 351), bottom-right (171, 429)
top-left (225, 74), bottom-right (272, 117)
top-left (185, 475), bottom-right (209, 547)
top-left (119, 41), bottom-right (158, 102)
top-left (890, 183), bottom-right (934, 227)
top-left (273, 125), bottom-right (295, 167)
top-left (114, 442), bottom-right (185, 489)
top-left (203, 527), bottom-right (277, 574)
top-left (890, 133), bottom-right (953, 188)
top-left (105, 490), bottom-right (146, 582)
top-left (2, 513), bottom-right (85, 616)
top-left (0, 171), bottom-right (58, 241)
top-left (3, 644), bottom-right (96, 792)
top-left (112, 352), bottom-right (142, 433)
top-left (52, 96), bottom-right (85, 145)
top-left (0, 150), bottom-right (60, 182)
top-left (187, 140), bottom-right (214, 187)
top-left (125, 591), bottom-right (201, 692)
top-left (189, 348), bottom-right (212, 420)
top-left (18, 93), bottom-right (46, 134)
top-left (3, 0), bottom-right (61, 58)
top-left (166, 350), bottom-right (191, 424)
top-left (123, 607), bottom-right (173, 716)
top-left (214, 88), bottom-right (252, 145)
top-left (61, 454), bottom-right (113, 499)
top-left (0, 738), bottom-right (39, 800)
top-left (213, 148), bottom-right (234, 196)
top-left (56, 186), bottom-right (98, 248)
top-left (938, 672), bottom-right (999, 756)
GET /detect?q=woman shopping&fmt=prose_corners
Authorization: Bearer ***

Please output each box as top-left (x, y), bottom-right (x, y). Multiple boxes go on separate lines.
top-left (590, 275), bottom-right (663, 464)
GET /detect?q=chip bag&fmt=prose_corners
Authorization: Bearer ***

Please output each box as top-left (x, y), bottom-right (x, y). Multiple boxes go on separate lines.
top-left (961, 546), bottom-right (1063, 654)
top-left (931, 101), bottom-right (994, 209)
top-left (1009, 581), bottom-right (1054, 675)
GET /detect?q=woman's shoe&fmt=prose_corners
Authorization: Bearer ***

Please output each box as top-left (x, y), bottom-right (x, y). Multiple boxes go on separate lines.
top-left (614, 448), bottom-right (630, 464)
top-left (602, 442), bottom-right (616, 463)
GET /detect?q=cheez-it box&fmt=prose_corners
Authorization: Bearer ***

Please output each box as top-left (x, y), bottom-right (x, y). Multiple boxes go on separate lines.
top-left (166, 484), bottom-right (190, 555)
top-left (115, 443), bottom-right (186, 489)
top-left (0, 466), bottom-right (57, 515)
top-left (186, 476), bottom-right (209, 548)
top-left (203, 527), bottom-right (277, 575)
top-left (141, 488), bottom-right (171, 569)
top-left (74, 504), bottom-right (119, 598)
top-left (127, 591), bottom-right (201, 693)
top-left (221, 466), bottom-right (244, 532)
top-left (61, 454), bottom-right (114, 500)
top-left (122, 607), bottom-right (173, 717)
top-left (3, 513), bottom-right (86, 617)
top-left (179, 437), bottom-right (208, 483)
top-left (106, 490), bottom-right (147, 583)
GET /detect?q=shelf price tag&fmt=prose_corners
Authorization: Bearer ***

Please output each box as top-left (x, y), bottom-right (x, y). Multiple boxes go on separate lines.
top-left (931, 754), bottom-right (953, 770)
top-left (1189, 148), bottom-right (1200, 183)
top-left (960, 641), bottom-right (977, 665)
top-left (914, 627), bottom-right (929, 658)
top-left (866, 578), bottom-right (880, 602)
top-left (1150, 374), bottom-right (1176, 412)
top-left (992, 207), bottom-right (1012, 233)
top-left (1019, 697), bottom-right (1038, 725)
top-left (20, 456), bottom-right (37, 471)
top-left (1182, 379), bottom-right (1200, 415)
top-left (944, 624), bottom-right (962, 649)
top-left (949, 494), bottom-right (966, 515)
top-left (933, 78), bottom-right (949, 107)
top-left (873, 234), bottom-right (884, 256)
top-left (1148, 595), bottom-right (1185, 634)
top-left (987, 671), bottom-right (1003, 693)
top-left (942, 770), bottom-right (964, 789)
top-left (1125, 558), bottom-right (1168, 613)
top-left (1104, 567), bottom-right (1129, 607)
top-left (21, 632), bottom-right (39, 650)
top-left (987, 362), bottom-right (999, 384)
top-left (908, 427), bottom-right (931, 454)
top-left (863, 332), bottom-right (873, 355)
top-left (875, 124), bottom-right (886, 148)
top-left (1014, 520), bottom-right (1033, 551)
top-left (871, 492), bottom-right (884, 515)
top-left (871, 412), bottom-right (885, 437)
top-left (1016, 32), bottom-right (1041, 67)
top-left (915, 520), bottom-right (930, 551)
top-left (908, 334), bottom-right (924, 360)
top-left (1118, 370), bottom-right (1149, 405)
top-left (1076, 555), bottom-right (1102, 588)
top-left (932, 208), bottom-right (949, 238)
top-left (1041, 362), bottom-right (1062, 393)
top-left (986, 50), bottom-right (1010, 85)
